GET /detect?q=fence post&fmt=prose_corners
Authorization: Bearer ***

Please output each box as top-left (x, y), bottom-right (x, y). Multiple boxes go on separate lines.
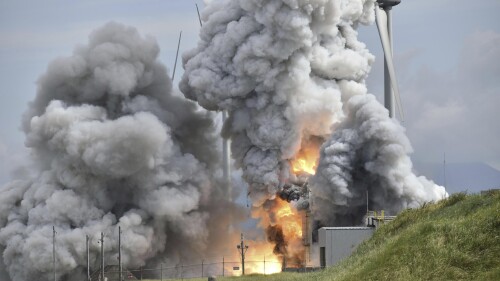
top-left (222, 256), bottom-right (224, 277)
top-left (264, 255), bottom-right (266, 275)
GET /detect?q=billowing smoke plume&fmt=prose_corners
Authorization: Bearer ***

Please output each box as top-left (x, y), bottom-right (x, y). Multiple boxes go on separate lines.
top-left (181, 0), bottom-right (376, 206)
top-left (310, 94), bottom-right (447, 226)
top-left (0, 22), bottom-right (242, 281)
top-left (181, 0), bottom-right (446, 228)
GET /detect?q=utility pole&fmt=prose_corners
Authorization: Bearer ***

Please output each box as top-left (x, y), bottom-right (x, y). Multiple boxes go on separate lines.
top-left (86, 235), bottom-right (90, 281)
top-left (236, 233), bottom-right (249, 275)
top-left (53, 226), bottom-right (56, 281)
top-left (100, 232), bottom-right (104, 281)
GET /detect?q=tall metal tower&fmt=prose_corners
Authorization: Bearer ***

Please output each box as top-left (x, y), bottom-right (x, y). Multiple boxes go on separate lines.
top-left (194, 4), bottom-right (232, 201)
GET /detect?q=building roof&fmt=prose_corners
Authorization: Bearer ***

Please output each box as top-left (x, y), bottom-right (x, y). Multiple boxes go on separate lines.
top-left (319, 227), bottom-right (374, 230)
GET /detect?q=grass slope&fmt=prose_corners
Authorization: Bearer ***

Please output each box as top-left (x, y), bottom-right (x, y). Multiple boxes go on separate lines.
top-left (145, 192), bottom-right (499, 281)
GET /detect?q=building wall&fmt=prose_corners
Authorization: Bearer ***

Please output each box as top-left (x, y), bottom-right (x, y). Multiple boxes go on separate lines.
top-left (318, 227), bottom-right (374, 267)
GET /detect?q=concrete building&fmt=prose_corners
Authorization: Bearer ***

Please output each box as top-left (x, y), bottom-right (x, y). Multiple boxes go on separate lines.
top-left (318, 227), bottom-right (374, 268)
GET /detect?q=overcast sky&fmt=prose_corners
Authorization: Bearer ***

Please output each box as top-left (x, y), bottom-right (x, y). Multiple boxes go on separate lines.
top-left (1, 0), bottom-right (499, 189)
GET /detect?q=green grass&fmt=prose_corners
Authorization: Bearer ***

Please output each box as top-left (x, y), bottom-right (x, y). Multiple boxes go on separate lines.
top-left (146, 191), bottom-right (500, 281)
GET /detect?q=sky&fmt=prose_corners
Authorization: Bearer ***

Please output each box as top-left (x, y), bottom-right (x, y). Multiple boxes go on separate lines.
top-left (0, 0), bottom-right (499, 192)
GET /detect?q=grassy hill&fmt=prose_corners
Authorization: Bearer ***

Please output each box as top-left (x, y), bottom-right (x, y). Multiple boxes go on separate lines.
top-left (219, 191), bottom-right (499, 281)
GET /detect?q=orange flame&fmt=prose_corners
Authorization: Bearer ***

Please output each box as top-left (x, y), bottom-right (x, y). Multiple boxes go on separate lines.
top-left (291, 158), bottom-right (317, 175)
top-left (251, 198), bottom-right (306, 269)
top-left (290, 140), bottom-right (321, 175)
top-left (244, 139), bottom-right (322, 273)
top-left (273, 199), bottom-right (303, 239)
top-left (241, 241), bottom-right (283, 275)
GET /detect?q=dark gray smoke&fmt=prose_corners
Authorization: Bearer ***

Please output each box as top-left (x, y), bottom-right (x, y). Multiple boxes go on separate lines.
top-left (278, 173), bottom-right (310, 210)
top-left (0, 22), bottom-right (243, 281)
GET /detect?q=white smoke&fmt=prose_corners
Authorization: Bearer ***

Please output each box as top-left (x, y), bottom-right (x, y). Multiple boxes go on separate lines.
top-left (0, 22), bottom-right (242, 281)
top-left (181, 0), bottom-right (446, 226)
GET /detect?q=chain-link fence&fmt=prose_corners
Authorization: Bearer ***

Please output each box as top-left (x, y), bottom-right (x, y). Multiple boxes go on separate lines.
top-left (94, 254), bottom-right (314, 280)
